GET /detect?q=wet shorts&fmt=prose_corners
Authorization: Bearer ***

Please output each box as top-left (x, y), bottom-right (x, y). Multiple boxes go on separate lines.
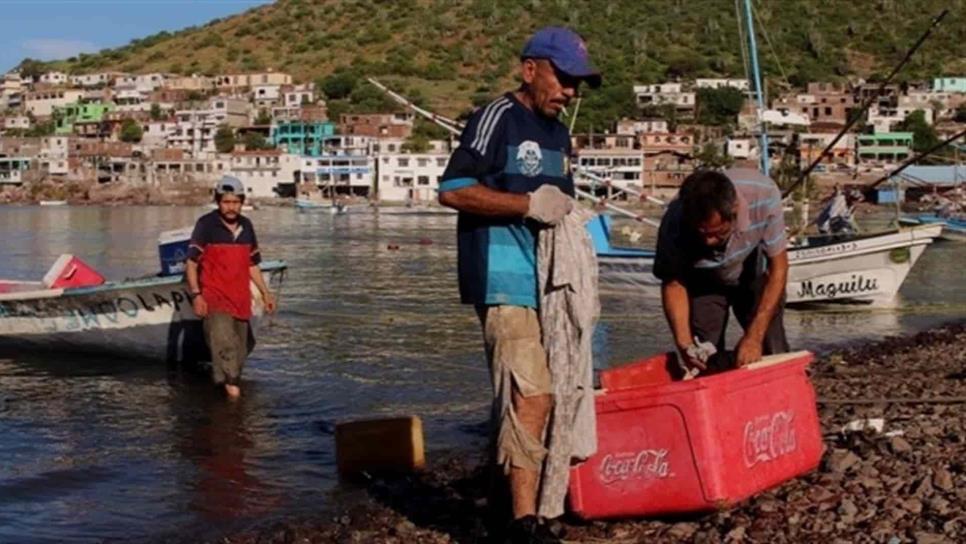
top-left (476, 305), bottom-right (552, 472)
top-left (203, 312), bottom-right (251, 386)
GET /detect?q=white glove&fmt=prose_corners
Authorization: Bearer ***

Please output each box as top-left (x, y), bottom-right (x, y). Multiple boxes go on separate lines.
top-left (679, 336), bottom-right (717, 380)
top-left (526, 184), bottom-right (574, 225)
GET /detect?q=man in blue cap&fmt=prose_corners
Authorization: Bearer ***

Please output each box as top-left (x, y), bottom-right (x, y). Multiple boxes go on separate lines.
top-left (438, 26), bottom-right (600, 543)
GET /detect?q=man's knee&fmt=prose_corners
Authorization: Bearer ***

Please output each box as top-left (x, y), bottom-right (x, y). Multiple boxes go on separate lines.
top-left (513, 392), bottom-right (552, 434)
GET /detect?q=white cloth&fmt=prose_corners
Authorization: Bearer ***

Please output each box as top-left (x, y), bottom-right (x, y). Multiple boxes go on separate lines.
top-left (536, 207), bottom-right (600, 518)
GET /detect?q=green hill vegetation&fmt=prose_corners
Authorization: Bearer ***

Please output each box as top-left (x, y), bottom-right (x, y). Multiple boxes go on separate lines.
top-left (21, 0), bottom-right (966, 132)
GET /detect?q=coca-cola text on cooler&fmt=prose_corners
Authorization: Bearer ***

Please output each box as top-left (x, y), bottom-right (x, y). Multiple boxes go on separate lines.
top-left (742, 410), bottom-right (797, 468)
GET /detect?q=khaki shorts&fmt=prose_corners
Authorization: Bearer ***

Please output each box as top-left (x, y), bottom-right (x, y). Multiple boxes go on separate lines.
top-left (476, 305), bottom-right (552, 472)
top-left (203, 312), bottom-right (250, 386)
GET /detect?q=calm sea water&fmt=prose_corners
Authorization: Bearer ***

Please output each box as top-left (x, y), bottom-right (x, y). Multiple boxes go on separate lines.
top-left (0, 205), bottom-right (963, 543)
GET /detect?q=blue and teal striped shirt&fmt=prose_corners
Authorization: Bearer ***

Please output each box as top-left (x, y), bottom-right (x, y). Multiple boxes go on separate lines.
top-left (439, 93), bottom-right (574, 308)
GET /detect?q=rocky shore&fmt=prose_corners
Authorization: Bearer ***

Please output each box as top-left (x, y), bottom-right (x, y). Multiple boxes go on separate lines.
top-left (204, 322), bottom-right (965, 544)
top-left (0, 180), bottom-right (216, 206)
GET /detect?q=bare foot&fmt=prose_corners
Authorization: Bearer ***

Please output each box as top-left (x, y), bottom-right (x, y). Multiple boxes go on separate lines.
top-left (225, 384), bottom-right (241, 399)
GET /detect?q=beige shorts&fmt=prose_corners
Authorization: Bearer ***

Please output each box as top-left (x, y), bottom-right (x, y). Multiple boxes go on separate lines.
top-left (477, 305), bottom-right (552, 472)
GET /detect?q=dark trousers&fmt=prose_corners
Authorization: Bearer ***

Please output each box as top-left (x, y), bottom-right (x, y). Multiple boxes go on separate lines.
top-left (688, 251), bottom-right (789, 367)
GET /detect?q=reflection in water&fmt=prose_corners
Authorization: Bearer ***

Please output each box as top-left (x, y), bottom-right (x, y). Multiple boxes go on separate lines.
top-left (170, 381), bottom-right (277, 523)
top-left (0, 206), bottom-right (962, 542)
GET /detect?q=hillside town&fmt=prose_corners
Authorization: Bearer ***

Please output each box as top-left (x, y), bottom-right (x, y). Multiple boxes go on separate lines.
top-left (0, 68), bottom-right (965, 204)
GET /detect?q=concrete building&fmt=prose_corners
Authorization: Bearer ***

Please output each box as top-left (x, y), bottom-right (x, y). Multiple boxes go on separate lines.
top-left (339, 113), bottom-right (415, 139)
top-left (2, 116), bottom-right (30, 132)
top-left (0, 157), bottom-right (30, 185)
top-left (216, 72), bottom-right (292, 91)
top-left (799, 133), bottom-right (855, 168)
top-left (252, 84), bottom-right (282, 109)
top-left (633, 83), bottom-right (696, 113)
top-left (695, 78), bottom-right (750, 91)
top-left (24, 89), bottom-right (85, 117)
top-left (281, 84), bottom-right (315, 108)
top-left (857, 132), bottom-right (913, 164)
top-left (614, 118), bottom-right (668, 135)
top-left (39, 71), bottom-right (68, 86)
top-left (70, 72), bottom-right (124, 88)
top-left (725, 138), bottom-right (754, 160)
top-left (162, 75), bottom-right (216, 92)
top-left (932, 77), bottom-right (966, 94)
top-left (270, 121), bottom-right (336, 156)
top-left (868, 104), bottom-right (933, 134)
top-left (803, 82), bottom-right (856, 127)
top-left (227, 149), bottom-right (300, 197)
top-left (376, 152), bottom-right (449, 202)
top-left (54, 102), bottom-right (116, 135)
top-left (574, 148), bottom-right (644, 194)
top-left (116, 73), bottom-right (166, 92)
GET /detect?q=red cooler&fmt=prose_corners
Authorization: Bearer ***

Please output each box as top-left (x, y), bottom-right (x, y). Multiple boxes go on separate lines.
top-left (568, 351), bottom-right (823, 519)
top-left (42, 254), bottom-right (106, 289)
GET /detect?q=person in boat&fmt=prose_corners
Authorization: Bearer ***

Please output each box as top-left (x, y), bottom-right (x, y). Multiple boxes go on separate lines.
top-left (815, 184), bottom-right (861, 236)
top-left (186, 176), bottom-right (277, 399)
top-left (654, 168), bottom-right (790, 372)
top-left (437, 26), bottom-right (600, 544)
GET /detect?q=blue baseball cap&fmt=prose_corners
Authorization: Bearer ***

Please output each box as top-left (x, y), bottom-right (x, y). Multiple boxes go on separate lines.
top-left (215, 175), bottom-right (245, 196)
top-left (520, 27), bottom-right (601, 89)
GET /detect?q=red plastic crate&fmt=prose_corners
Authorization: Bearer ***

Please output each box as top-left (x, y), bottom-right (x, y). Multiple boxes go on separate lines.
top-left (569, 351), bottom-right (823, 520)
top-left (42, 254), bottom-right (106, 289)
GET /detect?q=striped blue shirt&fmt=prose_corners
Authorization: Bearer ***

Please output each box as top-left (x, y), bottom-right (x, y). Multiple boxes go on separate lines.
top-left (440, 93), bottom-right (574, 307)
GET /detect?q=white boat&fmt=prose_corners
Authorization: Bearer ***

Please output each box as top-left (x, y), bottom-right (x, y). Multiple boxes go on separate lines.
top-left (785, 224), bottom-right (942, 303)
top-left (898, 213), bottom-right (966, 242)
top-left (38, 200), bottom-right (68, 207)
top-left (592, 215), bottom-right (943, 304)
top-left (0, 261), bottom-right (286, 362)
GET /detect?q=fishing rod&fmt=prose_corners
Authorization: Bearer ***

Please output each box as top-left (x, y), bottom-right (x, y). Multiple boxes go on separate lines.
top-left (868, 128), bottom-right (966, 189)
top-left (782, 8), bottom-right (949, 199)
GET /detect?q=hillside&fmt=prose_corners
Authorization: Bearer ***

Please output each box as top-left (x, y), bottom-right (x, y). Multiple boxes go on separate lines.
top-left (24, 0), bottom-right (966, 131)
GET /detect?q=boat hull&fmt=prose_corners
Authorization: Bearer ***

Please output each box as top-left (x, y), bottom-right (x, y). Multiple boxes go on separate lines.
top-left (597, 226), bottom-right (943, 304)
top-left (0, 262), bottom-right (286, 363)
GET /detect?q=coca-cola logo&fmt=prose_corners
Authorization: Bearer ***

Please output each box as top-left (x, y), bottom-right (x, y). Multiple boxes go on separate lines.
top-left (743, 411), bottom-right (797, 467)
top-left (598, 449), bottom-right (671, 485)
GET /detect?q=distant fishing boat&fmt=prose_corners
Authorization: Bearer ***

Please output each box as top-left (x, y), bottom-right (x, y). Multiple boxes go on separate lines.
top-left (590, 215), bottom-right (943, 304)
top-left (0, 261), bottom-right (286, 363)
top-left (898, 214), bottom-right (966, 242)
top-left (38, 200), bottom-right (67, 207)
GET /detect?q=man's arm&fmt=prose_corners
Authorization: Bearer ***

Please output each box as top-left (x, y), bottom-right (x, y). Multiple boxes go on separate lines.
top-left (186, 258), bottom-right (207, 317)
top-left (249, 265), bottom-right (277, 313)
top-left (661, 279), bottom-right (693, 352)
top-left (736, 249), bottom-right (788, 366)
top-left (438, 183), bottom-right (529, 216)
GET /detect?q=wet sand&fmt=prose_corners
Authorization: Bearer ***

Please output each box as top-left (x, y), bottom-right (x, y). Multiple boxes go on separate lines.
top-left (204, 322), bottom-right (966, 544)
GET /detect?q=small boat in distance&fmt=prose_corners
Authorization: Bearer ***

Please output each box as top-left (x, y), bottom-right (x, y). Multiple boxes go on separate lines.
top-left (38, 200), bottom-right (68, 206)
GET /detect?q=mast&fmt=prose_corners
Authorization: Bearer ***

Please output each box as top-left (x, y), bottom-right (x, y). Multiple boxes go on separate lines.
top-left (742, 0), bottom-right (770, 175)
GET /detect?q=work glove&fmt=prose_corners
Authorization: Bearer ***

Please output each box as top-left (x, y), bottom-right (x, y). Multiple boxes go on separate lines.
top-left (526, 184), bottom-right (574, 225)
top-left (678, 336), bottom-right (717, 380)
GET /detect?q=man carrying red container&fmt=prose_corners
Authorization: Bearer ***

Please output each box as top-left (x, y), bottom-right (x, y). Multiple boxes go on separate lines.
top-left (186, 175), bottom-right (277, 399)
top-left (654, 168), bottom-right (789, 372)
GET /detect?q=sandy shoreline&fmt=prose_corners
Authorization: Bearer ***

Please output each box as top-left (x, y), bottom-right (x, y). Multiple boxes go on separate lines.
top-left (184, 321), bottom-right (966, 544)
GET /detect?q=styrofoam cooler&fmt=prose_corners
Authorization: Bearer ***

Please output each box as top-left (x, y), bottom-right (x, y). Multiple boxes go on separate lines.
top-left (568, 351), bottom-right (823, 520)
top-left (158, 227), bottom-right (193, 276)
top-left (42, 254), bottom-right (106, 289)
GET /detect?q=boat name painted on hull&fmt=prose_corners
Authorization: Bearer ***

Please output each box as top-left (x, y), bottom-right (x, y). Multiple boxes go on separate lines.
top-left (789, 241), bottom-right (859, 261)
top-left (0, 288), bottom-right (193, 332)
top-left (795, 274), bottom-right (879, 300)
